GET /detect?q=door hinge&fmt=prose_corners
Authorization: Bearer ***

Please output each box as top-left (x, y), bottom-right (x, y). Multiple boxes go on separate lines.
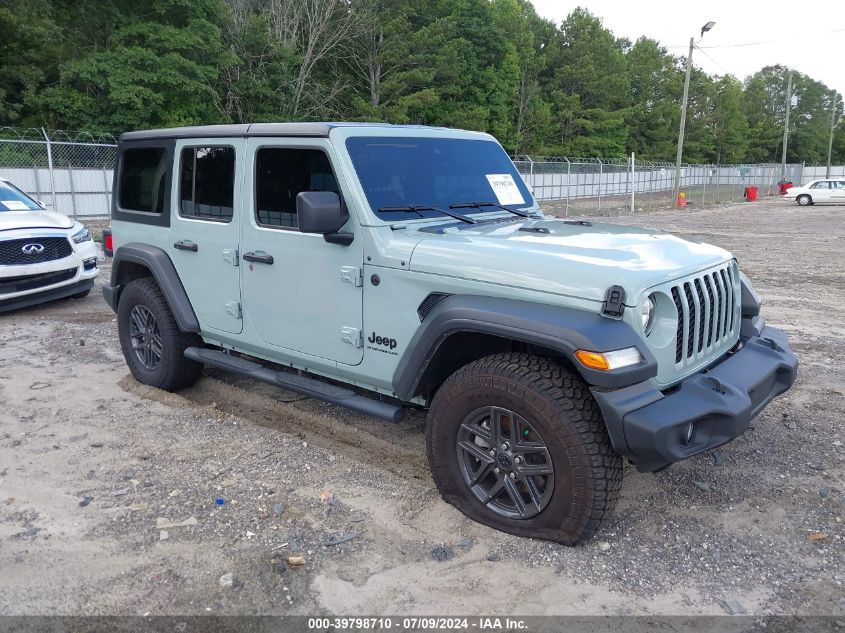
top-left (225, 301), bottom-right (242, 319)
top-left (223, 248), bottom-right (239, 267)
top-left (340, 326), bottom-right (363, 348)
top-left (340, 266), bottom-right (363, 287)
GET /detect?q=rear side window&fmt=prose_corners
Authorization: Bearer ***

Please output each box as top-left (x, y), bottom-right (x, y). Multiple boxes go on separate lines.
top-left (255, 148), bottom-right (338, 229)
top-left (809, 181), bottom-right (830, 190)
top-left (119, 147), bottom-right (168, 214)
top-left (179, 146), bottom-right (235, 222)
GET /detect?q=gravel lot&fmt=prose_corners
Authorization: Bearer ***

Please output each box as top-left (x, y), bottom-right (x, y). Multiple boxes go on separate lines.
top-left (0, 199), bottom-right (842, 617)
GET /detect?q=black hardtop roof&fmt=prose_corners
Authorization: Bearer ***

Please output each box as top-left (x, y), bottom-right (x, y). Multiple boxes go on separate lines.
top-left (119, 122), bottom-right (461, 142)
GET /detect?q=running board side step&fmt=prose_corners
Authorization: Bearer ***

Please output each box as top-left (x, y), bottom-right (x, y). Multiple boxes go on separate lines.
top-left (184, 347), bottom-right (405, 423)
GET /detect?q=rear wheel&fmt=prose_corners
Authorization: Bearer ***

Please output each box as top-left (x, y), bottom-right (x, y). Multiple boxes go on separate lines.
top-left (425, 353), bottom-right (622, 545)
top-left (797, 194), bottom-right (812, 206)
top-left (117, 278), bottom-right (203, 390)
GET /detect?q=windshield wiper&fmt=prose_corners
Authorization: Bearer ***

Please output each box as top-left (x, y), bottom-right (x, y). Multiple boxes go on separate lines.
top-left (378, 204), bottom-right (477, 224)
top-left (449, 201), bottom-right (536, 218)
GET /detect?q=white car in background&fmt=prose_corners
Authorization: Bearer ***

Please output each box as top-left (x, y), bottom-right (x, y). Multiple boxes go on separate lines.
top-left (783, 179), bottom-right (845, 206)
top-left (0, 176), bottom-right (99, 313)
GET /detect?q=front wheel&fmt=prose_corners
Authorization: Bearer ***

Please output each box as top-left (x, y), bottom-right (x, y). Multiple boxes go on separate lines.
top-left (117, 277), bottom-right (203, 390)
top-left (425, 353), bottom-right (622, 545)
top-left (796, 194), bottom-right (812, 206)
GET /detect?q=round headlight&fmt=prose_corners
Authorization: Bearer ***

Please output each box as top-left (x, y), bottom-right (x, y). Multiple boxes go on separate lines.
top-left (641, 294), bottom-right (655, 334)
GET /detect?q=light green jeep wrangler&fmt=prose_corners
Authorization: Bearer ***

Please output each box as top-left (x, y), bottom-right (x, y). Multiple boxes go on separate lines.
top-left (104, 123), bottom-right (797, 544)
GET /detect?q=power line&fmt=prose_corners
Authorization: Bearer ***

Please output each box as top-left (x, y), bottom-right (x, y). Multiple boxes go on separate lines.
top-left (693, 45), bottom-right (733, 76)
top-left (666, 28), bottom-right (844, 50)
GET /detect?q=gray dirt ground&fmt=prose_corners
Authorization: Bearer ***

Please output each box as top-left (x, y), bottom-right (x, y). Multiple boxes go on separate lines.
top-left (0, 198), bottom-right (842, 616)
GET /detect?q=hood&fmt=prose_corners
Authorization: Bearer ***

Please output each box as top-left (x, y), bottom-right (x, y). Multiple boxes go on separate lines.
top-left (0, 209), bottom-right (74, 232)
top-left (409, 218), bottom-right (733, 304)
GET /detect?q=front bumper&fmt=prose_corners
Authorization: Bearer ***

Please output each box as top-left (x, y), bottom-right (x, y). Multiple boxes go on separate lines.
top-left (0, 277), bottom-right (95, 313)
top-left (592, 326), bottom-right (798, 472)
top-left (0, 239), bottom-right (99, 313)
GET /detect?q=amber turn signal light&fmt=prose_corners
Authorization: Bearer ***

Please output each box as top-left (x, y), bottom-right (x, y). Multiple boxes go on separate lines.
top-left (574, 347), bottom-right (643, 371)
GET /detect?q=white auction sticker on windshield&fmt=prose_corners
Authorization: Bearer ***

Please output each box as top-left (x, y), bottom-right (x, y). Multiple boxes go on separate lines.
top-left (485, 174), bottom-right (525, 206)
top-left (1, 200), bottom-right (29, 210)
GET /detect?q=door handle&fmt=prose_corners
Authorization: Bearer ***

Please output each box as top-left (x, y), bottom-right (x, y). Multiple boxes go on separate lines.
top-left (173, 240), bottom-right (198, 252)
top-left (242, 251), bottom-right (274, 265)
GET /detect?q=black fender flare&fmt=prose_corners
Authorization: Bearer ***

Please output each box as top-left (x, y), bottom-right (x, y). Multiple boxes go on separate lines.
top-left (392, 294), bottom-right (657, 400)
top-left (103, 242), bottom-right (200, 333)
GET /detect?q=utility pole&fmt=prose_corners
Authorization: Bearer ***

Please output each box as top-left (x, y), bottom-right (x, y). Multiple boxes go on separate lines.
top-left (673, 22), bottom-right (714, 208)
top-left (826, 94), bottom-right (840, 178)
top-left (780, 71), bottom-right (793, 181)
top-left (673, 37), bottom-right (694, 207)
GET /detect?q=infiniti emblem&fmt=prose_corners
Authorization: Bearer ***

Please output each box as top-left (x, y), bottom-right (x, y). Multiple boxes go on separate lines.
top-left (22, 243), bottom-right (45, 255)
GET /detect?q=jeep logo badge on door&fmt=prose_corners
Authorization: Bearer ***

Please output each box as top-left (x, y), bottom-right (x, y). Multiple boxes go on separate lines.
top-left (368, 332), bottom-right (397, 350)
top-left (22, 243), bottom-right (45, 255)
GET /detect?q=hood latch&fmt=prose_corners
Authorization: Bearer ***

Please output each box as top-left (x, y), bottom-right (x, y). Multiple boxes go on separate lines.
top-left (602, 285), bottom-right (626, 318)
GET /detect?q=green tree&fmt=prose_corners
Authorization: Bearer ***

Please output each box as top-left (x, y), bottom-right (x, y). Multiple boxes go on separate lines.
top-left (543, 8), bottom-right (631, 156)
top-left (0, 0), bottom-right (60, 125)
top-left (38, 0), bottom-right (231, 131)
top-left (709, 76), bottom-right (749, 164)
top-left (624, 37), bottom-right (682, 160)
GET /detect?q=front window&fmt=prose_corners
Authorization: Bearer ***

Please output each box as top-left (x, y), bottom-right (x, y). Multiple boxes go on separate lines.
top-left (0, 181), bottom-right (41, 211)
top-left (346, 137), bottom-right (534, 222)
top-left (255, 148), bottom-right (338, 229)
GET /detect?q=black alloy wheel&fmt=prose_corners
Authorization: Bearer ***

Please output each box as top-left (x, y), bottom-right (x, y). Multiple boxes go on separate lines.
top-left (456, 406), bottom-right (554, 519)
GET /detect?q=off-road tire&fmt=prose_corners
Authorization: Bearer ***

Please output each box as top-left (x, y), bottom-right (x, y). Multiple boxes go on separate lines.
top-left (426, 353), bottom-right (622, 545)
top-left (796, 194), bottom-right (812, 206)
top-left (117, 277), bottom-right (203, 390)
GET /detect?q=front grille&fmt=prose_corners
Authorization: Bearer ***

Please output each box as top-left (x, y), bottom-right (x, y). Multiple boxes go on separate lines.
top-left (671, 263), bottom-right (739, 364)
top-left (0, 267), bottom-right (77, 294)
top-left (0, 237), bottom-right (73, 265)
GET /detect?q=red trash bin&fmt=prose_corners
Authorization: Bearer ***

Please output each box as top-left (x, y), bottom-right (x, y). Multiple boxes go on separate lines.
top-left (778, 181), bottom-right (793, 195)
top-left (744, 186), bottom-right (758, 202)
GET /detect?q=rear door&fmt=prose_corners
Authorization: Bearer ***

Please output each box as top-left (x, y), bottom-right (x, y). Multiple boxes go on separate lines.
top-left (169, 138), bottom-right (244, 334)
top-left (831, 180), bottom-right (845, 202)
top-left (239, 137), bottom-right (364, 365)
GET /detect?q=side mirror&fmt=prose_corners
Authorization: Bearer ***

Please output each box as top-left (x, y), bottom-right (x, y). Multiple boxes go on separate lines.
top-left (296, 191), bottom-right (353, 245)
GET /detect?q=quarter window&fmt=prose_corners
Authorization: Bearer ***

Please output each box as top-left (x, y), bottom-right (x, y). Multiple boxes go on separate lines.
top-left (179, 146), bottom-right (236, 222)
top-left (119, 147), bottom-right (168, 214)
top-left (255, 148), bottom-right (338, 229)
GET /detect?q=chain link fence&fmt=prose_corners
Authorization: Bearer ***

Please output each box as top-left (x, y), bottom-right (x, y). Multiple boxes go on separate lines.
top-left (513, 156), bottom-right (806, 216)
top-left (0, 128), bottom-right (828, 220)
top-left (0, 128), bottom-right (117, 220)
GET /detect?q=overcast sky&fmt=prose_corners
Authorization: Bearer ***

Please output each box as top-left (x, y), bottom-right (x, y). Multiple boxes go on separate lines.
top-left (530, 0), bottom-right (845, 100)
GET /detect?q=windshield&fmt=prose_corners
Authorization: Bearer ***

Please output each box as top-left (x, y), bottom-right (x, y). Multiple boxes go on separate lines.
top-left (0, 181), bottom-right (41, 211)
top-left (345, 137), bottom-right (534, 222)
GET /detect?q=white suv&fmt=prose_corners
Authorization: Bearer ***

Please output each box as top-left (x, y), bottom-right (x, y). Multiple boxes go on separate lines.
top-left (0, 176), bottom-right (99, 313)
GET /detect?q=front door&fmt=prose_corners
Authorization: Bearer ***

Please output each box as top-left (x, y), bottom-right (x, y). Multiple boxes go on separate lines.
top-left (809, 180), bottom-right (832, 202)
top-left (240, 138), bottom-right (364, 365)
top-left (169, 139), bottom-right (244, 334)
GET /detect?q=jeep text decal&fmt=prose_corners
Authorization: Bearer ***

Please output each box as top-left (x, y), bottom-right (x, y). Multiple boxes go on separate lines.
top-left (367, 332), bottom-right (399, 356)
